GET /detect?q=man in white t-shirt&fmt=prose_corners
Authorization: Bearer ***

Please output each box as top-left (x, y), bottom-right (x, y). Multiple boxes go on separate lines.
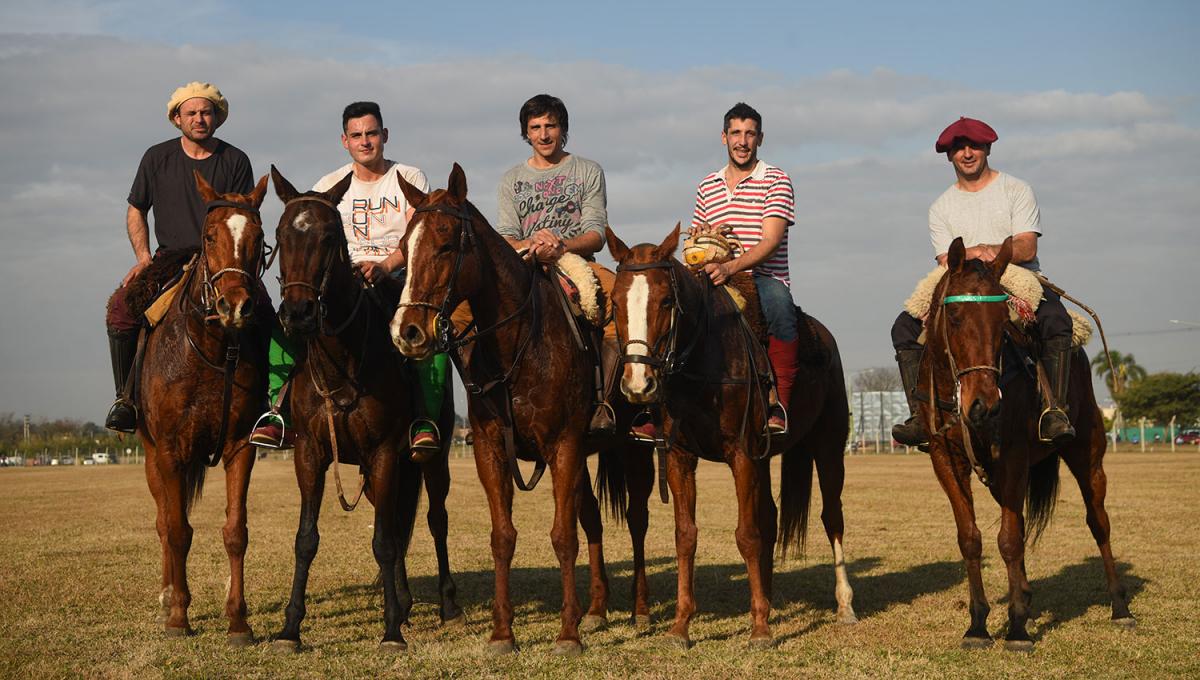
top-left (891, 117), bottom-right (1075, 447)
top-left (250, 102), bottom-right (448, 456)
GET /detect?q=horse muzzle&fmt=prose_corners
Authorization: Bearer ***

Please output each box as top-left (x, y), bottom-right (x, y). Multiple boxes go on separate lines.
top-left (278, 299), bottom-right (318, 337)
top-left (967, 396), bottom-right (1003, 444)
top-left (214, 289), bottom-right (254, 330)
top-left (390, 312), bottom-right (436, 360)
top-left (620, 364), bottom-right (662, 404)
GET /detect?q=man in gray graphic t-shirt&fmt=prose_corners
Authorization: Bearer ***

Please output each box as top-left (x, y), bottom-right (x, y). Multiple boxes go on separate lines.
top-left (890, 117), bottom-right (1075, 447)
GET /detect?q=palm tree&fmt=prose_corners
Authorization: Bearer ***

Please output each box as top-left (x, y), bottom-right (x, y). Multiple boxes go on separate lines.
top-left (1091, 350), bottom-right (1147, 398)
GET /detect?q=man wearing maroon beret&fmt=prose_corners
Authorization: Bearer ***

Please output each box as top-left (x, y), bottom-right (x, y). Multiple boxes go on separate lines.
top-left (890, 117), bottom-right (1076, 447)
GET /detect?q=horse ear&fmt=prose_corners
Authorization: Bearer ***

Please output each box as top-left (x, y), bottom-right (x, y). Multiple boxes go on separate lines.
top-left (947, 237), bottom-right (965, 271)
top-left (249, 174), bottom-right (269, 210)
top-left (652, 222), bottom-right (682, 261)
top-left (993, 236), bottom-right (1013, 279)
top-left (447, 163), bottom-right (468, 202)
top-left (397, 171), bottom-right (427, 209)
top-left (271, 165), bottom-right (300, 203)
top-left (193, 169), bottom-right (219, 203)
top-left (606, 226), bottom-right (630, 263)
top-left (326, 171), bottom-right (354, 206)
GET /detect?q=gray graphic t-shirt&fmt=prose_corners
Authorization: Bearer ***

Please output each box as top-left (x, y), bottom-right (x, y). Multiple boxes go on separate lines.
top-left (496, 154), bottom-right (607, 241)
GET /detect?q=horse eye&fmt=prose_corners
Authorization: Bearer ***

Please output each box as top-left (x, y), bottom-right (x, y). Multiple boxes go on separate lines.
top-left (662, 297), bottom-right (675, 308)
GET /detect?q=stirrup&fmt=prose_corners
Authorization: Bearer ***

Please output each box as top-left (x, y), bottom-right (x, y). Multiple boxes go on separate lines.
top-left (588, 401), bottom-right (616, 436)
top-left (409, 418), bottom-right (442, 463)
top-left (767, 404), bottom-right (789, 436)
top-left (1037, 407), bottom-right (1074, 444)
top-left (249, 411), bottom-right (287, 449)
top-left (105, 398), bottom-right (138, 434)
top-left (630, 409), bottom-right (657, 443)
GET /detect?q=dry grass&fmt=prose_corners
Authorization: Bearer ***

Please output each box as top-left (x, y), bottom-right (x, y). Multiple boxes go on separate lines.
top-left (0, 450), bottom-right (1196, 679)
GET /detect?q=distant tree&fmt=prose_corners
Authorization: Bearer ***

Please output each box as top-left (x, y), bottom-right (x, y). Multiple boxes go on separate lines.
top-left (1091, 350), bottom-right (1146, 398)
top-left (853, 366), bottom-right (902, 392)
top-left (1118, 372), bottom-right (1200, 426)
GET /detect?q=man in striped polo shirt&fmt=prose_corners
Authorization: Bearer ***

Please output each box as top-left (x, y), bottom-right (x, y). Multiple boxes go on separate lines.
top-left (692, 102), bottom-right (798, 434)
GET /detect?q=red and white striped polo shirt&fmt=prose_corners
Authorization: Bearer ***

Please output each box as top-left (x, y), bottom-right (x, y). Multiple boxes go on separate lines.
top-left (691, 160), bottom-right (795, 287)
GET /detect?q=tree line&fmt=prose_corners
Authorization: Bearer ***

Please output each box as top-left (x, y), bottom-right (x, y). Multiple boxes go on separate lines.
top-left (1091, 351), bottom-right (1200, 426)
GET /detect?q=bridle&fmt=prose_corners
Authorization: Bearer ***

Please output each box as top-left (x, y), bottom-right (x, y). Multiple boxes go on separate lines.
top-left (614, 259), bottom-right (691, 379)
top-left (275, 195), bottom-right (364, 336)
top-left (193, 199), bottom-right (270, 316)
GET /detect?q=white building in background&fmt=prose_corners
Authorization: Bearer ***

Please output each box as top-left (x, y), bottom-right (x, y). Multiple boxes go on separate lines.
top-left (849, 391), bottom-right (911, 453)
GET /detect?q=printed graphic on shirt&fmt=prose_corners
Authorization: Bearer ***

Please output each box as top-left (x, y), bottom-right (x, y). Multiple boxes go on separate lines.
top-left (348, 196), bottom-right (404, 259)
top-left (513, 175), bottom-right (583, 236)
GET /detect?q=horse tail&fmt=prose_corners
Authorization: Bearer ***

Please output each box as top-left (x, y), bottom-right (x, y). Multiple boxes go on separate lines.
top-left (778, 446), bottom-right (815, 559)
top-left (1025, 452), bottom-right (1060, 545)
top-left (596, 448), bottom-right (629, 524)
top-left (183, 452), bottom-right (208, 515)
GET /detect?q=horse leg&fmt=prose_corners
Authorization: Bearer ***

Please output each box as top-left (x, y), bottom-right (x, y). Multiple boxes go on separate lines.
top-left (1061, 445), bottom-right (1135, 625)
top-left (143, 444), bottom-right (172, 625)
top-left (665, 448), bottom-right (699, 648)
top-left (474, 443), bottom-right (518, 654)
top-left (813, 438), bottom-right (858, 624)
top-left (272, 451), bottom-right (325, 652)
top-left (929, 444), bottom-right (992, 647)
top-left (221, 442), bottom-right (256, 646)
top-left (730, 452), bottom-right (773, 646)
top-left (390, 463), bottom-right (420, 627)
top-left (996, 463), bottom-right (1034, 651)
top-left (369, 454), bottom-right (409, 652)
top-left (624, 448), bottom-right (655, 629)
top-left (756, 456), bottom-right (777, 604)
top-left (421, 453), bottom-right (463, 625)
top-left (548, 444), bottom-right (584, 655)
top-left (577, 461), bottom-right (610, 632)
top-left (154, 452), bottom-right (194, 635)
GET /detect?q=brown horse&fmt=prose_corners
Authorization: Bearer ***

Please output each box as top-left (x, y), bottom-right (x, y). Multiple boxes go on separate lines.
top-left (606, 225), bottom-right (857, 648)
top-left (389, 164), bottom-right (655, 655)
top-left (920, 236), bottom-right (1134, 651)
top-left (136, 171), bottom-right (270, 643)
top-left (267, 167), bottom-right (462, 653)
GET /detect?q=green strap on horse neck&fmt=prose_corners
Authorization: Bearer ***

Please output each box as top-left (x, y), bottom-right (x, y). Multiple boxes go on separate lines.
top-left (943, 294), bottom-right (1009, 304)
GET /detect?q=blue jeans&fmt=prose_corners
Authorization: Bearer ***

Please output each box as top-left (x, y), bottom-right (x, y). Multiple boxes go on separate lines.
top-left (754, 274), bottom-right (797, 341)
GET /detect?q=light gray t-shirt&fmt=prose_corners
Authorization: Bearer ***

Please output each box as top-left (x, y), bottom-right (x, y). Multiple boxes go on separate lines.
top-left (929, 171), bottom-right (1042, 271)
top-left (496, 154), bottom-right (607, 242)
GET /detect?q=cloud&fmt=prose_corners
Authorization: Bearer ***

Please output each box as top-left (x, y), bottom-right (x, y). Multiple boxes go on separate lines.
top-left (0, 33), bottom-right (1197, 419)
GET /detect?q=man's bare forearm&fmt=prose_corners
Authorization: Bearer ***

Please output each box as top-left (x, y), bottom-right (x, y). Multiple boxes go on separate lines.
top-left (563, 231), bottom-right (603, 257)
top-left (126, 204), bottom-right (153, 263)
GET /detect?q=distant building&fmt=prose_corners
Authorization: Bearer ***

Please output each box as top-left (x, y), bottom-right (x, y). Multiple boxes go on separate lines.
top-left (849, 391), bottom-right (909, 452)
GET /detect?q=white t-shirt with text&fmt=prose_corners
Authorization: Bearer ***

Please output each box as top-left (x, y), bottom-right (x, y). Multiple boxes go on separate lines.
top-left (313, 160), bottom-right (430, 264)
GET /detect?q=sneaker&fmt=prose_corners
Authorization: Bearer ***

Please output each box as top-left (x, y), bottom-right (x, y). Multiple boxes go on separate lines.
top-left (630, 417), bottom-right (658, 443)
top-left (767, 405), bottom-right (788, 436)
top-left (105, 399), bottom-right (138, 434)
top-left (249, 416), bottom-right (294, 449)
top-left (410, 430), bottom-right (440, 463)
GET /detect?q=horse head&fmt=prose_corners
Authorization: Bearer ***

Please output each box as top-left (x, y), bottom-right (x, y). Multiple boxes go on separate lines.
top-left (390, 163), bottom-right (482, 359)
top-left (270, 166), bottom-right (353, 337)
top-left (606, 223), bottom-right (683, 404)
top-left (194, 170), bottom-right (269, 330)
top-left (933, 236), bottom-right (1014, 434)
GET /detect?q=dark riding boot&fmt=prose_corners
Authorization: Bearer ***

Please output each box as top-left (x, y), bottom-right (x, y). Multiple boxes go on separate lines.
top-left (892, 349), bottom-right (929, 447)
top-left (1038, 336), bottom-right (1076, 445)
top-left (104, 330), bottom-right (139, 433)
top-left (588, 339), bottom-right (617, 437)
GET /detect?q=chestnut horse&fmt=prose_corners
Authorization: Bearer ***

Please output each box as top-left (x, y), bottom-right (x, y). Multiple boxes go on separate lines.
top-left (137, 171), bottom-right (270, 643)
top-left (920, 236), bottom-right (1133, 651)
top-left (606, 225), bottom-right (857, 648)
top-left (390, 164), bottom-right (655, 655)
top-left (268, 168), bottom-right (462, 653)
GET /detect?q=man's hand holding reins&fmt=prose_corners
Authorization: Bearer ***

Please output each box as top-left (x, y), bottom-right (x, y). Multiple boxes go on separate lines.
top-left (703, 260), bottom-right (736, 286)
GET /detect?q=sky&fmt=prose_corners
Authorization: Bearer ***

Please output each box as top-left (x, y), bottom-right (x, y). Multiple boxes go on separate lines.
top-left (1, 0), bottom-right (1198, 422)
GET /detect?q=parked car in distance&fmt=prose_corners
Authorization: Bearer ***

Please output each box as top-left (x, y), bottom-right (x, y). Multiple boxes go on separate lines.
top-left (90, 452), bottom-right (113, 465)
top-left (1175, 430), bottom-right (1200, 445)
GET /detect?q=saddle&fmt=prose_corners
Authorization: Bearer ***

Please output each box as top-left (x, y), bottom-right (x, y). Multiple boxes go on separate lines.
top-left (108, 248), bottom-right (199, 328)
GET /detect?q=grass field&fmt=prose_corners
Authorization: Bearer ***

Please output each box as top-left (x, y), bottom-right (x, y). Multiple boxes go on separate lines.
top-left (0, 450), bottom-right (1196, 679)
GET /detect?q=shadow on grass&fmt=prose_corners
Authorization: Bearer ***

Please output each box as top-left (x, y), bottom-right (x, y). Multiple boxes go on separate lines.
top-left (1026, 558), bottom-right (1145, 637)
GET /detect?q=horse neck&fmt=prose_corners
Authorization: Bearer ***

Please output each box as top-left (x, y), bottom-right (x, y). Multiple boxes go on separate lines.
top-left (465, 220), bottom-right (538, 332)
top-left (312, 252), bottom-right (375, 361)
top-left (671, 260), bottom-right (714, 364)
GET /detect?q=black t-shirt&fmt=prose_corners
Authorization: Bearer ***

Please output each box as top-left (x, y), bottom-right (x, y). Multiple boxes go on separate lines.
top-left (127, 138), bottom-right (254, 251)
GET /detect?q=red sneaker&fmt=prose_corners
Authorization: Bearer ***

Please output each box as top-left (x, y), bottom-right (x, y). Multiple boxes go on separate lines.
top-left (249, 418), bottom-right (295, 449)
top-left (630, 420), bottom-right (658, 443)
top-left (767, 405), bottom-right (788, 436)
top-left (410, 427), bottom-right (441, 463)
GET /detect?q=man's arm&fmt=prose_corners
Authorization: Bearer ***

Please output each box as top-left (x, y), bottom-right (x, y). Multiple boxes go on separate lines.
top-left (935, 232), bottom-right (1038, 266)
top-left (121, 204), bottom-right (154, 286)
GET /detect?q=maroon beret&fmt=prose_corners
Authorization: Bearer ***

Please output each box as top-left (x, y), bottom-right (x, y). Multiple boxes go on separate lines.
top-left (935, 117), bottom-right (998, 153)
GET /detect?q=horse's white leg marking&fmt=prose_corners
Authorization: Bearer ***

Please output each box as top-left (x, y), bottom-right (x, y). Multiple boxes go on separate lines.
top-left (624, 274), bottom-right (651, 394)
top-left (226, 214), bottom-right (248, 252)
top-left (391, 219), bottom-right (424, 341)
top-left (832, 537), bottom-right (858, 624)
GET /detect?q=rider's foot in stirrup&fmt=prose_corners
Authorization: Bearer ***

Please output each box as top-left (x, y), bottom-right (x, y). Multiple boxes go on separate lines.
top-left (767, 404), bottom-right (788, 436)
top-left (892, 416), bottom-right (929, 448)
top-left (410, 420), bottom-right (441, 463)
top-left (105, 398), bottom-right (138, 434)
top-left (249, 412), bottom-right (293, 449)
top-left (1038, 410), bottom-right (1075, 445)
top-left (588, 402), bottom-right (616, 437)
top-left (629, 411), bottom-right (658, 443)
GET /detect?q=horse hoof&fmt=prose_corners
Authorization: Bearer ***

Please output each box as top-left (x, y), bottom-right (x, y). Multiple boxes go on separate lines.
top-left (960, 636), bottom-right (993, 650)
top-left (441, 613), bottom-right (467, 628)
top-left (486, 639), bottom-right (517, 656)
top-left (837, 610), bottom-right (860, 625)
top-left (227, 631), bottom-right (255, 648)
top-left (1003, 639), bottom-right (1034, 653)
top-left (579, 614), bottom-right (608, 632)
top-left (379, 640), bottom-right (408, 654)
top-left (271, 638), bottom-right (301, 654)
top-left (632, 614), bottom-right (652, 631)
top-left (552, 640), bottom-right (583, 657)
top-left (748, 635), bottom-right (774, 650)
top-left (663, 632), bottom-right (692, 650)
top-left (1112, 616), bottom-right (1137, 629)
top-left (163, 626), bottom-right (192, 638)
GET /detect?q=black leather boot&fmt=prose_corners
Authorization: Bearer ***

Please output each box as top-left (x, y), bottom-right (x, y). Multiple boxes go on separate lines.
top-left (1038, 336), bottom-right (1076, 445)
top-left (891, 349), bottom-right (929, 447)
top-left (104, 330), bottom-right (139, 433)
top-left (588, 338), bottom-right (617, 437)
